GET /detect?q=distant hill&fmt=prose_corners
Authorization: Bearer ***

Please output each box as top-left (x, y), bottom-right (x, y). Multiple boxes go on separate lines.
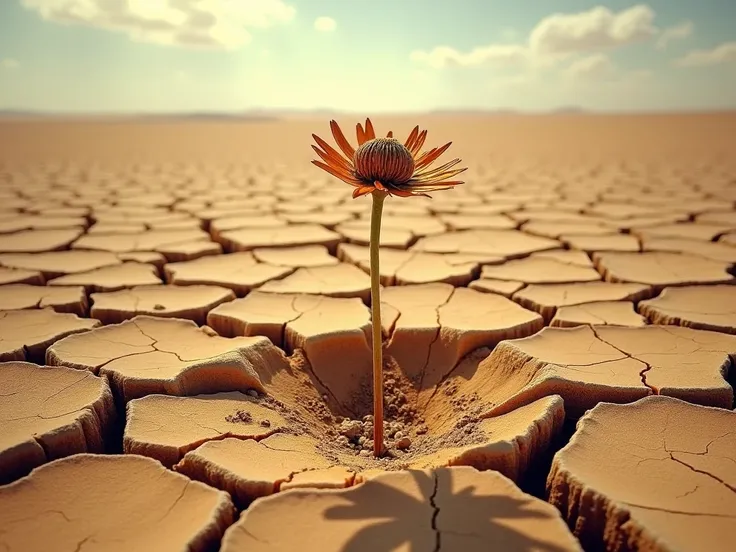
top-left (428, 108), bottom-right (520, 116)
top-left (2, 106), bottom-right (732, 121)
top-left (0, 109), bottom-right (282, 122)
top-left (551, 106), bottom-right (588, 114)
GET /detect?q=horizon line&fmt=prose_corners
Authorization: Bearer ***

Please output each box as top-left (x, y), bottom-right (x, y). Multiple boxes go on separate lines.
top-left (1, 106), bottom-right (736, 122)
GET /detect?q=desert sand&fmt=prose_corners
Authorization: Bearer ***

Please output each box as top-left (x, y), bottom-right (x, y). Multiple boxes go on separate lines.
top-left (0, 113), bottom-right (735, 551)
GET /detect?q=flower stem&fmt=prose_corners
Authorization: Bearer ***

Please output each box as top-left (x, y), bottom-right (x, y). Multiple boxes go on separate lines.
top-left (370, 190), bottom-right (387, 457)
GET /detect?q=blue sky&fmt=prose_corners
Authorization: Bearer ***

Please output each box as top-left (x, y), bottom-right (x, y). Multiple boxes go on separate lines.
top-left (0, 0), bottom-right (734, 112)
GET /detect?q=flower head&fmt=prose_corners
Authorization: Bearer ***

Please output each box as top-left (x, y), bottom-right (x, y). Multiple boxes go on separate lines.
top-left (311, 118), bottom-right (467, 199)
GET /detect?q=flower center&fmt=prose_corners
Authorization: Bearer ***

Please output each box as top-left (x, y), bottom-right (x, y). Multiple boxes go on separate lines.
top-left (353, 138), bottom-right (415, 186)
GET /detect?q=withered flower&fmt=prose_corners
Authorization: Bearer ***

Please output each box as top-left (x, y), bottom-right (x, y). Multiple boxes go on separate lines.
top-left (310, 118), bottom-right (467, 458)
top-left (311, 118), bottom-right (467, 198)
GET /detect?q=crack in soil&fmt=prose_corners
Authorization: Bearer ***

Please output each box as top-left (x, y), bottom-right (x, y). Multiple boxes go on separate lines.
top-left (589, 326), bottom-right (655, 392)
top-left (619, 501), bottom-right (736, 518)
top-left (241, 526), bottom-right (269, 544)
top-left (72, 535), bottom-right (93, 552)
top-left (132, 320), bottom-right (191, 363)
top-left (667, 453), bottom-right (736, 494)
top-left (429, 472), bottom-right (441, 552)
top-left (156, 480), bottom-right (190, 522)
top-left (417, 289), bottom-right (456, 392)
top-left (301, 357), bottom-right (353, 418)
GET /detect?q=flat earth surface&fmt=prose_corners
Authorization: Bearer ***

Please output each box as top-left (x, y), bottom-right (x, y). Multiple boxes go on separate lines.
top-left (0, 113), bottom-right (735, 551)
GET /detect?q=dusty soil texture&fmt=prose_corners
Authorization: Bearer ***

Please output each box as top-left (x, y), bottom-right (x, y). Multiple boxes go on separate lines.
top-left (548, 396), bottom-right (736, 552)
top-left (0, 113), bottom-right (735, 551)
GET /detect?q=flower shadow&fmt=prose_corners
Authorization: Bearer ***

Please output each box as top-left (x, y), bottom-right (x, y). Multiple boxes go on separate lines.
top-left (323, 467), bottom-right (580, 552)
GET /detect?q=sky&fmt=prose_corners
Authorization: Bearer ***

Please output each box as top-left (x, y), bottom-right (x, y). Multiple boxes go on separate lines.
top-left (0, 0), bottom-right (735, 113)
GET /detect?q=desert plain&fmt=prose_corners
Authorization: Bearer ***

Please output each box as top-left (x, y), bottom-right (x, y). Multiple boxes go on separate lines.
top-left (0, 113), bottom-right (735, 551)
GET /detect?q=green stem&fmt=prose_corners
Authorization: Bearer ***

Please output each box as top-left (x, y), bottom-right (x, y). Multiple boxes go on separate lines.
top-left (370, 190), bottom-right (387, 457)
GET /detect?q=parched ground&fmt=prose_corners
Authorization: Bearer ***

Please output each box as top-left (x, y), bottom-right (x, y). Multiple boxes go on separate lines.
top-left (0, 113), bottom-right (735, 552)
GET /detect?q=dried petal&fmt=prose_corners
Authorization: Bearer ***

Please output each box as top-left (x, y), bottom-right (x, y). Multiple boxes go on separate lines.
top-left (330, 120), bottom-right (356, 159)
top-left (311, 160), bottom-right (362, 186)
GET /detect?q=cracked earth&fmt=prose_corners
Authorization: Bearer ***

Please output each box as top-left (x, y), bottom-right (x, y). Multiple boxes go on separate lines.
top-left (1, 114), bottom-right (735, 551)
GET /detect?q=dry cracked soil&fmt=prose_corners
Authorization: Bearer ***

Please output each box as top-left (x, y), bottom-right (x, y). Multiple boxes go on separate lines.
top-left (0, 113), bottom-right (735, 551)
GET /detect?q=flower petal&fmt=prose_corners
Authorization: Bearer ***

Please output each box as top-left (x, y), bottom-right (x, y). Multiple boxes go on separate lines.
top-left (373, 180), bottom-right (387, 191)
top-left (352, 184), bottom-right (375, 198)
top-left (409, 130), bottom-right (428, 157)
top-left (415, 141), bottom-right (452, 169)
top-left (412, 167), bottom-right (467, 184)
top-left (312, 160), bottom-right (362, 186)
top-left (311, 136), bottom-right (353, 171)
top-left (386, 186), bottom-right (414, 197)
top-left (330, 120), bottom-right (356, 159)
top-left (364, 118), bottom-right (376, 141)
top-left (414, 158), bottom-right (463, 179)
top-left (404, 125), bottom-right (419, 150)
top-left (311, 147), bottom-right (359, 181)
top-left (356, 123), bottom-right (367, 146)
top-left (311, 151), bottom-right (358, 180)
top-left (402, 181), bottom-right (464, 190)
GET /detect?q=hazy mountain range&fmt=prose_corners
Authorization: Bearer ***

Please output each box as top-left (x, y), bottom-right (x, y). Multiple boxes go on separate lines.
top-left (0, 106), bottom-right (728, 121)
top-left (0, 107), bottom-right (584, 120)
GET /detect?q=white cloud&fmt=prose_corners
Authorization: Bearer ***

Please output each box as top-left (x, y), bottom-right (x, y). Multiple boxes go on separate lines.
top-left (22, 0), bottom-right (296, 50)
top-left (529, 4), bottom-right (657, 55)
top-left (412, 5), bottom-right (659, 70)
top-left (675, 42), bottom-right (736, 67)
top-left (562, 54), bottom-right (652, 85)
top-left (563, 54), bottom-right (616, 80)
top-left (1, 58), bottom-right (20, 69)
top-left (409, 44), bottom-right (528, 69)
top-left (656, 21), bottom-right (693, 50)
top-left (313, 16), bottom-right (336, 32)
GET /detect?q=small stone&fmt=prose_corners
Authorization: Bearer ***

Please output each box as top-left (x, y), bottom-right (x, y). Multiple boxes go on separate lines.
top-left (395, 436), bottom-right (411, 450)
top-left (246, 389), bottom-right (259, 398)
top-left (358, 436), bottom-right (366, 445)
top-left (359, 449), bottom-right (370, 457)
top-left (321, 394), bottom-right (328, 401)
top-left (394, 431), bottom-right (404, 440)
top-left (260, 419), bottom-right (271, 428)
top-left (153, 303), bottom-right (165, 311)
top-left (339, 420), bottom-right (362, 439)
top-left (336, 435), bottom-right (349, 446)
top-left (416, 425), bottom-right (428, 435)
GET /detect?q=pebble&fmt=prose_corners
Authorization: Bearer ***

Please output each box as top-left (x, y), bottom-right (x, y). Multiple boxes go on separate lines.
top-left (246, 389), bottom-right (259, 398)
top-left (395, 436), bottom-right (411, 450)
top-left (359, 449), bottom-right (370, 457)
top-left (339, 420), bottom-right (362, 439)
top-left (394, 431), bottom-right (404, 440)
